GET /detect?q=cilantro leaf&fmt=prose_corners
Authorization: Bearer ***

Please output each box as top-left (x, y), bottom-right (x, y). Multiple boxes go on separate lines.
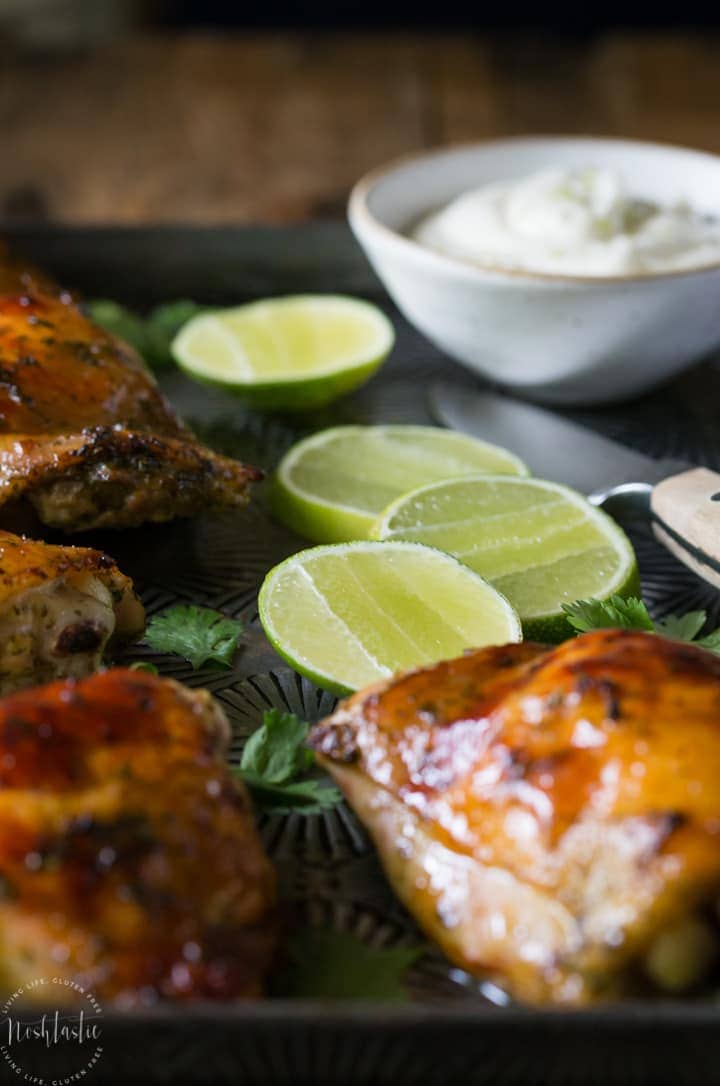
top-left (144, 300), bottom-right (207, 368)
top-left (563, 595), bottom-right (720, 655)
top-left (87, 300), bottom-right (149, 357)
top-left (147, 299), bottom-right (205, 333)
top-left (128, 661), bottom-right (159, 675)
top-left (87, 297), bottom-right (206, 370)
top-left (240, 708), bottom-right (314, 783)
top-left (235, 709), bottom-right (341, 816)
top-left (655, 610), bottom-right (707, 642)
top-left (562, 595), bottom-right (655, 634)
top-left (144, 605), bottom-right (243, 669)
top-left (239, 776), bottom-right (341, 815)
top-left (276, 929), bottom-right (423, 1001)
top-left (697, 628), bottom-right (720, 654)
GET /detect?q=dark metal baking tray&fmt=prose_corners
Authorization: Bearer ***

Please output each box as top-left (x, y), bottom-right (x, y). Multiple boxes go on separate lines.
top-left (2, 223), bottom-right (720, 1086)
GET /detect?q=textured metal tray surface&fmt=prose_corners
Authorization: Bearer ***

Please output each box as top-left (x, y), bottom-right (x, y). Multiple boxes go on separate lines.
top-left (2, 224), bottom-right (720, 1086)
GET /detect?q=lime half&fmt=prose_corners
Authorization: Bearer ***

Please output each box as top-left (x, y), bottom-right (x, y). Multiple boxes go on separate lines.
top-left (172, 295), bottom-right (394, 411)
top-left (258, 541), bottom-right (522, 694)
top-left (373, 475), bottom-right (639, 641)
top-left (271, 425), bottom-right (528, 543)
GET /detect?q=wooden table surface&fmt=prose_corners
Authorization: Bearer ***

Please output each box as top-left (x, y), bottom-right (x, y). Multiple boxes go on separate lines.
top-left (1, 31), bottom-right (719, 224)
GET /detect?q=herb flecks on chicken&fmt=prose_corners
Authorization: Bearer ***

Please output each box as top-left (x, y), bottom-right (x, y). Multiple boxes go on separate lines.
top-left (0, 252), bottom-right (261, 531)
top-left (311, 630), bottom-right (720, 1005)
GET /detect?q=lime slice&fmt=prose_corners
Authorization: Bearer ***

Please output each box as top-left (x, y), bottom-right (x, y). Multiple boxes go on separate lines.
top-left (172, 295), bottom-right (394, 411)
top-left (271, 425), bottom-right (528, 543)
top-left (258, 541), bottom-right (522, 694)
top-left (373, 475), bottom-right (639, 642)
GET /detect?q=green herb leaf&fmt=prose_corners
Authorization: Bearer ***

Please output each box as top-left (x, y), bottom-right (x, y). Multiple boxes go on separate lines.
top-left (239, 775), bottom-right (341, 815)
top-left (655, 610), bottom-right (707, 642)
top-left (240, 708), bottom-right (314, 783)
top-left (87, 300), bottom-right (150, 357)
top-left (235, 709), bottom-right (341, 816)
top-left (87, 298), bottom-right (206, 370)
top-left (144, 605), bottom-right (243, 669)
top-left (562, 595), bottom-right (655, 634)
top-left (148, 299), bottom-right (205, 335)
top-left (696, 628), bottom-right (720, 654)
top-left (145, 300), bottom-right (207, 368)
top-left (276, 929), bottom-right (423, 1001)
top-left (563, 595), bottom-right (720, 655)
top-left (128, 661), bottom-right (159, 675)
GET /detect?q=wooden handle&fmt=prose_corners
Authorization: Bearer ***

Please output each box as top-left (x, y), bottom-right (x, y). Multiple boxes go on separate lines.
top-left (651, 468), bottom-right (720, 589)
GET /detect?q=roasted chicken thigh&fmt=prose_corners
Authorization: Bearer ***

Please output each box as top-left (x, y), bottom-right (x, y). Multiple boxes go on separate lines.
top-left (0, 530), bottom-right (143, 693)
top-left (0, 254), bottom-right (261, 530)
top-left (311, 630), bottom-right (720, 1004)
top-left (0, 669), bottom-right (277, 1005)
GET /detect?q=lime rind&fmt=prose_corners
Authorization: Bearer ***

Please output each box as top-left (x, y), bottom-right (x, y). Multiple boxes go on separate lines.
top-left (171, 295), bottom-right (394, 411)
top-left (258, 540), bottom-right (522, 695)
top-left (271, 425), bottom-right (530, 543)
top-left (372, 474), bottom-right (639, 642)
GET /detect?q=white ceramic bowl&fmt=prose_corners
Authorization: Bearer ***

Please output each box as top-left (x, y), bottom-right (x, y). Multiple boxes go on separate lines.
top-left (349, 137), bottom-right (720, 404)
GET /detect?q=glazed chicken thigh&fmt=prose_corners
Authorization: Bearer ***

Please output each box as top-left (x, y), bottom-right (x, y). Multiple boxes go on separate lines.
top-left (311, 630), bottom-right (720, 1004)
top-left (0, 669), bottom-right (277, 1005)
top-left (0, 252), bottom-right (261, 530)
top-left (0, 529), bottom-right (143, 693)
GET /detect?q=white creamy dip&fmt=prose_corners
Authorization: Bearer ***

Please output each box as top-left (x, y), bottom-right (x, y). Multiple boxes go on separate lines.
top-left (412, 167), bottom-right (720, 277)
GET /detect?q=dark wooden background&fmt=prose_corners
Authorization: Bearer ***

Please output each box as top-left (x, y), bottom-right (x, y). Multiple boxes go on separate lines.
top-left (1, 32), bottom-right (719, 224)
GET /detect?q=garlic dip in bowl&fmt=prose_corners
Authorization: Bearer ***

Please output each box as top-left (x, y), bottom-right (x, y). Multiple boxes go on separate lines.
top-left (413, 167), bottom-right (720, 278)
top-left (349, 137), bottom-right (720, 404)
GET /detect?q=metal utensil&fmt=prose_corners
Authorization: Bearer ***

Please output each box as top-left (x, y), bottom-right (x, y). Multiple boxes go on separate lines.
top-left (430, 384), bottom-right (720, 588)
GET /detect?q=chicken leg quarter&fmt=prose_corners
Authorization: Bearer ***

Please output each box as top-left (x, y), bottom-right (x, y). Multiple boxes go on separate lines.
top-left (0, 668), bottom-right (277, 1005)
top-left (0, 248), bottom-right (261, 531)
top-left (311, 630), bottom-right (720, 1004)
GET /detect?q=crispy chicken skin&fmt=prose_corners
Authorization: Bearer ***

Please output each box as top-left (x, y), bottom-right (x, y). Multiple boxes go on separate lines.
top-left (0, 669), bottom-right (277, 1005)
top-left (0, 529), bottom-right (144, 693)
top-left (0, 259), bottom-right (261, 530)
top-left (311, 631), bottom-right (720, 1005)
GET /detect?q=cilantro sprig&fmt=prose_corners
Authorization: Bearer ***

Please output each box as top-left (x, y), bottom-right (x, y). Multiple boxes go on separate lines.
top-left (276, 929), bottom-right (423, 1001)
top-left (562, 595), bottom-right (655, 634)
top-left (88, 298), bottom-right (206, 369)
top-left (562, 595), bottom-right (720, 651)
top-left (235, 709), bottom-right (341, 816)
top-left (144, 605), bottom-right (243, 669)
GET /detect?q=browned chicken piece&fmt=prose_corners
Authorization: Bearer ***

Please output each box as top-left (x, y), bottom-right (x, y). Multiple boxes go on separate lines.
top-left (0, 257), bottom-right (261, 530)
top-left (311, 630), bottom-right (720, 1005)
top-left (0, 529), bottom-right (144, 693)
top-left (0, 668), bottom-right (277, 1006)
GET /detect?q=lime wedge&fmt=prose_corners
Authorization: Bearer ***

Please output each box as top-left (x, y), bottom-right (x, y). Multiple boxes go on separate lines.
top-left (271, 425), bottom-right (528, 542)
top-left (258, 541), bottom-right (522, 694)
top-left (373, 475), bottom-right (639, 641)
top-left (172, 295), bottom-right (394, 411)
